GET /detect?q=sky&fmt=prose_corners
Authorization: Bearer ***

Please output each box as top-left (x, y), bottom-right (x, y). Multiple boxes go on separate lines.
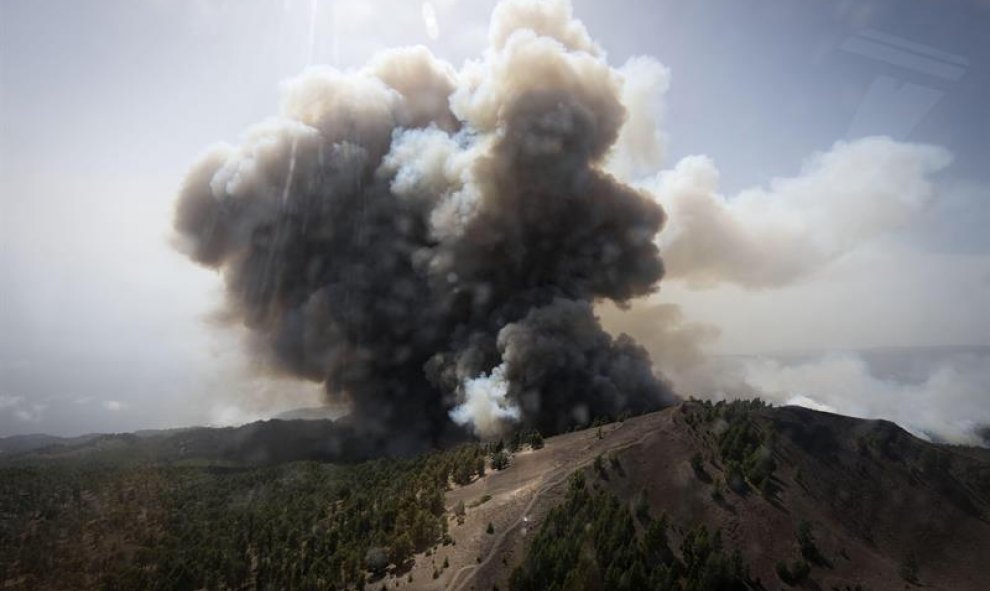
top-left (1, 0), bottom-right (988, 438)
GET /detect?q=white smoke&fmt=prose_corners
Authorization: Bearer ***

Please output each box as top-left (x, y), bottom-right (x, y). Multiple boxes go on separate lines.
top-left (652, 137), bottom-right (952, 288)
top-left (740, 353), bottom-right (990, 445)
top-left (421, 2), bottom-right (440, 41)
top-left (606, 56), bottom-right (670, 181)
top-left (585, 10), bottom-right (978, 443)
top-left (449, 364), bottom-right (521, 438)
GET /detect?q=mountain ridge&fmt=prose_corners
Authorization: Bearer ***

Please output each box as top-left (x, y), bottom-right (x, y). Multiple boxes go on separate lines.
top-left (2, 401), bottom-right (989, 590)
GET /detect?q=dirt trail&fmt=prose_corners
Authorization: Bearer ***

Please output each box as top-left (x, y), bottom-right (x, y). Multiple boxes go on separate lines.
top-left (444, 416), bottom-right (665, 591)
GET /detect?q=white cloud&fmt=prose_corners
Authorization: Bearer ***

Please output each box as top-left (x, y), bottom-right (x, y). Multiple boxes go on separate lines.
top-left (13, 403), bottom-right (46, 423)
top-left (0, 394), bottom-right (24, 409)
top-left (103, 400), bottom-right (125, 411)
top-left (422, 2), bottom-right (440, 40)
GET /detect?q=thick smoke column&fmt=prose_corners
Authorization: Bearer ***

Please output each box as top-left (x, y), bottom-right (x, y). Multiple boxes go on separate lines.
top-left (174, 0), bottom-right (675, 443)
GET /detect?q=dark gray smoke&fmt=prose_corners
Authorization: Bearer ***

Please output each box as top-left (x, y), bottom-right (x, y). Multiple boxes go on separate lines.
top-left (173, 0), bottom-right (676, 445)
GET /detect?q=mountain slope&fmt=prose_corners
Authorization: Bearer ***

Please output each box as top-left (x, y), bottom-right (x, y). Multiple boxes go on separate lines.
top-left (420, 402), bottom-right (990, 591)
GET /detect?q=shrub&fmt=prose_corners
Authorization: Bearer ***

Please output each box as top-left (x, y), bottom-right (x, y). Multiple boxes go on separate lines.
top-left (365, 547), bottom-right (388, 576)
top-left (797, 520), bottom-right (827, 566)
top-left (491, 450), bottom-right (510, 471)
top-left (900, 552), bottom-right (919, 583)
top-left (690, 452), bottom-right (705, 476)
top-left (776, 559), bottom-right (810, 585)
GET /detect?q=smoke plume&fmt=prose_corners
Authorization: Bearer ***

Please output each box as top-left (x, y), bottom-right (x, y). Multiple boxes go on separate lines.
top-left (739, 352), bottom-right (990, 445)
top-left (174, 0), bottom-right (676, 444)
top-left (653, 137), bottom-right (952, 289)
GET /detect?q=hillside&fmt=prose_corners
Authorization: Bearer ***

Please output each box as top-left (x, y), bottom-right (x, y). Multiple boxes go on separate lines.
top-left (426, 402), bottom-right (990, 591)
top-left (2, 402), bottom-right (989, 590)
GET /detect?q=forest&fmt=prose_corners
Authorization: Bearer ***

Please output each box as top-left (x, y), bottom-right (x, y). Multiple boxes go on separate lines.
top-left (509, 469), bottom-right (750, 591)
top-left (0, 437), bottom-right (515, 590)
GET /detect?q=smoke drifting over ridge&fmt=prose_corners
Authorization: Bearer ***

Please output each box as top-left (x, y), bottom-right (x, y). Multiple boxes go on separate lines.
top-left (174, 0), bottom-right (675, 443)
top-left (599, 136), bottom-right (953, 401)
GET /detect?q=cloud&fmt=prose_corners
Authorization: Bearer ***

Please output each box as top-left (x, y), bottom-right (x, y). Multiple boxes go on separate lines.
top-left (422, 2), bottom-right (440, 41)
top-left (103, 400), bottom-right (125, 412)
top-left (0, 394), bottom-right (24, 409)
top-left (13, 403), bottom-right (46, 423)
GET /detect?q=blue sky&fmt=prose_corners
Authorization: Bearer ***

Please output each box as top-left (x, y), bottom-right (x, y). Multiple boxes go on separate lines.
top-left (1, 0), bottom-right (988, 436)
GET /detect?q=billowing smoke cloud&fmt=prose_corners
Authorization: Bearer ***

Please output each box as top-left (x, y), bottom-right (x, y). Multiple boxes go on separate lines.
top-left (596, 299), bottom-right (718, 394)
top-left (173, 0), bottom-right (675, 444)
top-left (606, 57), bottom-right (670, 181)
top-left (592, 52), bottom-right (971, 441)
top-left (652, 137), bottom-right (952, 289)
top-left (600, 136), bottom-right (954, 403)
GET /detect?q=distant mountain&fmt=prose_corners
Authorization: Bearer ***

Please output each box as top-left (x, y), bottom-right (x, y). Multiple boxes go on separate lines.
top-left (0, 432), bottom-right (99, 456)
top-left (0, 409), bottom-right (345, 460)
top-left (0, 415), bottom-right (450, 466)
top-left (734, 344), bottom-right (990, 383)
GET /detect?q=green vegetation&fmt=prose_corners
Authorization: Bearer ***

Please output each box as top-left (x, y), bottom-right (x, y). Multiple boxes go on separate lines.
top-left (797, 520), bottom-right (828, 566)
top-left (690, 452), bottom-right (705, 477)
top-left (686, 399), bottom-right (777, 495)
top-left (899, 552), bottom-right (919, 584)
top-left (773, 520), bottom-right (828, 585)
top-left (634, 489), bottom-right (651, 524)
top-left (594, 453), bottom-right (607, 479)
top-left (509, 471), bottom-right (750, 591)
top-left (775, 558), bottom-right (810, 586)
top-left (0, 441), bottom-right (494, 590)
top-left (491, 449), bottom-right (510, 471)
top-left (507, 427), bottom-right (545, 453)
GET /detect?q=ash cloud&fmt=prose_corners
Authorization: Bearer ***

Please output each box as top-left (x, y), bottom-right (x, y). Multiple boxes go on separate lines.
top-left (174, 0), bottom-right (675, 444)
